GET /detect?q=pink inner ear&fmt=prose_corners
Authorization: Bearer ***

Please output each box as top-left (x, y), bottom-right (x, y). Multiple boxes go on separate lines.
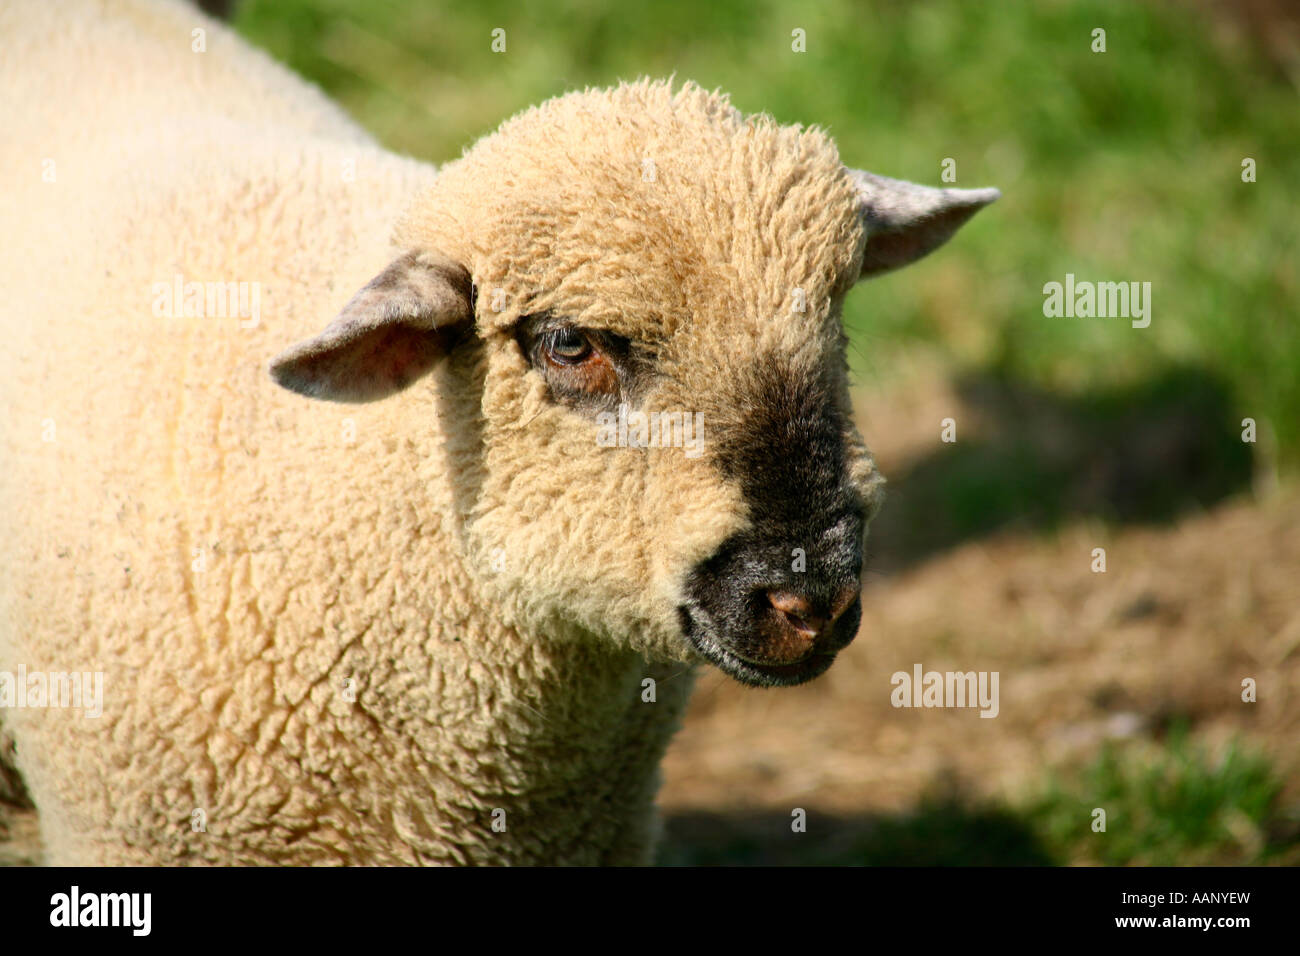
top-left (372, 325), bottom-right (433, 390)
top-left (345, 323), bottom-right (459, 398)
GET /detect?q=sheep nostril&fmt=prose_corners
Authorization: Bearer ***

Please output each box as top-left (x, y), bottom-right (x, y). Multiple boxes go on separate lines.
top-left (766, 590), bottom-right (828, 638)
top-left (828, 586), bottom-right (860, 624)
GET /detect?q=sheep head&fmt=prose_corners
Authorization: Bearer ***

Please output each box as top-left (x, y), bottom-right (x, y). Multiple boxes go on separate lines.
top-left (271, 80), bottom-right (997, 686)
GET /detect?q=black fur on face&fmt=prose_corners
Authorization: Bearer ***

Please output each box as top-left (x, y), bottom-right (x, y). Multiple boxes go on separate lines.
top-left (679, 358), bottom-right (868, 687)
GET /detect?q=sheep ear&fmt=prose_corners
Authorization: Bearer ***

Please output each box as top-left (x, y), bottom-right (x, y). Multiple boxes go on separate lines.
top-left (270, 251), bottom-right (474, 403)
top-left (849, 169), bottom-right (999, 279)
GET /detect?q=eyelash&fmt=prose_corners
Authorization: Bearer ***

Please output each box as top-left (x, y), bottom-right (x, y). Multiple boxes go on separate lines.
top-left (539, 328), bottom-right (593, 366)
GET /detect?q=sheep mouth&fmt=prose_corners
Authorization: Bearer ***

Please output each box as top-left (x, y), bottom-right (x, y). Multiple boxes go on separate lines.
top-left (677, 606), bottom-right (839, 687)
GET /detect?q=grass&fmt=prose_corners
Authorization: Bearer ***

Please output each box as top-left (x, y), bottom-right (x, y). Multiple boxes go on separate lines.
top-left (1031, 726), bottom-right (1300, 866)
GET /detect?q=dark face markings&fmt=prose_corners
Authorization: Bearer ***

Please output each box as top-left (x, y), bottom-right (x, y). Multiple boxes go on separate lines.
top-left (681, 356), bottom-right (869, 687)
top-left (713, 359), bottom-right (867, 535)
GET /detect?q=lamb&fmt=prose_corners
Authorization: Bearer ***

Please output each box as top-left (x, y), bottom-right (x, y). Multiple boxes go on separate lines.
top-left (0, 0), bottom-right (997, 865)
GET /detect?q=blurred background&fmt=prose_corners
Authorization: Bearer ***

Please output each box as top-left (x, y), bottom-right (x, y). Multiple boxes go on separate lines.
top-left (239, 0), bottom-right (1300, 866)
top-left (8, 0), bottom-right (1296, 865)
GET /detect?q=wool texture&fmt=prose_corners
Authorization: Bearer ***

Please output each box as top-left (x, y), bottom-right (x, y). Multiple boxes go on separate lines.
top-left (0, 0), bottom-right (932, 865)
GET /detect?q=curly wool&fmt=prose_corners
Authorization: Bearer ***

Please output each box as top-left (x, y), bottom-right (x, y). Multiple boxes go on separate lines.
top-left (0, 0), bottom-right (988, 865)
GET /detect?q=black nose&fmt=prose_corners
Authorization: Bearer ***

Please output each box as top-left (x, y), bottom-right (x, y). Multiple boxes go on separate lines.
top-left (679, 509), bottom-right (865, 684)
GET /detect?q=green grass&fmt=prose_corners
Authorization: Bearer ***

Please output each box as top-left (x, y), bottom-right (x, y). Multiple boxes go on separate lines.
top-left (235, 0), bottom-right (1300, 473)
top-left (1031, 726), bottom-right (1300, 866)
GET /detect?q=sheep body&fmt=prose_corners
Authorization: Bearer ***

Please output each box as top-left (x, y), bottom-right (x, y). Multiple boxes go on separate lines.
top-left (0, 0), bottom-right (695, 865)
top-left (1, 0), bottom-right (996, 866)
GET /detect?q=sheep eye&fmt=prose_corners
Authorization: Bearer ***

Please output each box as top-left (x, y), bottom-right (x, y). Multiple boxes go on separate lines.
top-left (517, 321), bottom-right (623, 402)
top-left (543, 328), bottom-right (593, 365)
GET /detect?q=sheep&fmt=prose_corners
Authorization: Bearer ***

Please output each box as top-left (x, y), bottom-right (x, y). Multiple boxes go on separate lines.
top-left (0, 0), bottom-right (997, 865)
